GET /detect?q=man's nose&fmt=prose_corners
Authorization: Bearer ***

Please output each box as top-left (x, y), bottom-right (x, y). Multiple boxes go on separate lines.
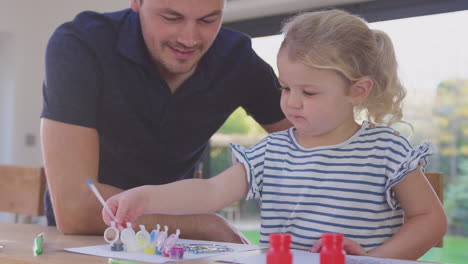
top-left (177, 22), bottom-right (199, 48)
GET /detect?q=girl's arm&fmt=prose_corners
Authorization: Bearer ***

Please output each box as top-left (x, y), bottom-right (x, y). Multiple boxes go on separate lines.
top-left (104, 163), bottom-right (249, 225)
top-left (367, 168), bottom-right (447, 260)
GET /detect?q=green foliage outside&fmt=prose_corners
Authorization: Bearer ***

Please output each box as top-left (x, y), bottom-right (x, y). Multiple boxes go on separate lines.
top-left (216, 107), bottom-right (267, 135)
top-left (210, 107), bottom-right (266, 177)
top-left (240, 230), bottom-right (261, 245)
top-left (417, 236), bottom-right (468, 264)
top-left (432, 79), bottom-right (468, 179)
top-left (445, 160), bottom-right (468, 235)
top-left (432, 79), bottom-right (468, 236)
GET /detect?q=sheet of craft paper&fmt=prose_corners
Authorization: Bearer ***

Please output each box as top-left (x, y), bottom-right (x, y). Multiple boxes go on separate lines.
top-left (65, 239), bottom-right (265, 263)
top-left (221, 249), bottom-right (435, 264)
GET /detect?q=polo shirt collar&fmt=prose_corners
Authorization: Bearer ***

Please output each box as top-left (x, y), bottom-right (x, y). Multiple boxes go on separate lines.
top-left (116, 10), bottom-right (153, 69)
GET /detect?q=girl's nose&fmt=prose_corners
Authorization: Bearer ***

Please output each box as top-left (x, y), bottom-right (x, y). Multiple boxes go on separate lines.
top-left (287, 91), bottom-right (302, 108)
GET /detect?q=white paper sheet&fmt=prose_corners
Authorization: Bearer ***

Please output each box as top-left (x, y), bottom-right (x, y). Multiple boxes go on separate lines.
top-left (221, 249), bottom-right (436, 264)
top-left (65, 239), bottom-right (265, 263)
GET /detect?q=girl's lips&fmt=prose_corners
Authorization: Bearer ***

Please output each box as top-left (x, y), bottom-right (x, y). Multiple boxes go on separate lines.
top-left (169, 46), bottom-right (195, 59)
top-left (290, 114), bottom-right (304, 120)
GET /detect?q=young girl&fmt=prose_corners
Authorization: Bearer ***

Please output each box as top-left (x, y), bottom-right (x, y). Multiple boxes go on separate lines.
top-left (103, 10), bottom-right (446, 260)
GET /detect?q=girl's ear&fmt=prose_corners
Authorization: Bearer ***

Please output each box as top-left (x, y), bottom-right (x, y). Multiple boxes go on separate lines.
top-left (130, 0), bottom-right (140, 12)
top-left (349, 77), bottom-right (373, 106)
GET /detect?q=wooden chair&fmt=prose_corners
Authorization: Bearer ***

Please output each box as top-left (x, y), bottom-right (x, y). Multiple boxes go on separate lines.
top-left (0, 165), bottom-right (46, 223)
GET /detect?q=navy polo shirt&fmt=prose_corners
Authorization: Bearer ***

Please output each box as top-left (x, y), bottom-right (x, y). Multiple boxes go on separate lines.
top-left (41, 9), bottom-right (284, 224)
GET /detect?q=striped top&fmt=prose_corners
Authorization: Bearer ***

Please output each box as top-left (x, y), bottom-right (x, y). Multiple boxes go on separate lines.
top-left (230, 121), bottom-right (435, 251)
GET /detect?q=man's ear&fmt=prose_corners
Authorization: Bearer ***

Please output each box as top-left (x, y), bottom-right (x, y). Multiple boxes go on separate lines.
top-left (349, 77), bottom-right (373, 105)
top-left (130, 0), bottom-right (140, 12)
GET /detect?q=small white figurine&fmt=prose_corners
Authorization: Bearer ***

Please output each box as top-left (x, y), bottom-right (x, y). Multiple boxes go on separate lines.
top-left (163, 229), bottom-right (181, 257)
top-left (104, 221), bottom-right (123, 251)
top-left (155, 225), bottom-right (169, 255)
top-left (120, 222), bottom-right (139, 252)
top-left (144, 224), bottom-right (161, 254)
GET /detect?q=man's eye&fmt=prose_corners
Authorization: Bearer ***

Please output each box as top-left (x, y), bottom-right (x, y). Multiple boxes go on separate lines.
top-left (162, 16), bottom-right (179, 22)
top-left (200, 19), bottom-right (215, 24)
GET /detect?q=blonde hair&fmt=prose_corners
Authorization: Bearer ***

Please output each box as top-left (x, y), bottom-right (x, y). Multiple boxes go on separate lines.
top-left (280, 9), bottom-right (406, 126)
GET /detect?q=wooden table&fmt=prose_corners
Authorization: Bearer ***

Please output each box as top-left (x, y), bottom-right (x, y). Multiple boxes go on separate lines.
top-left (0, 222), bottom-right (265, 264)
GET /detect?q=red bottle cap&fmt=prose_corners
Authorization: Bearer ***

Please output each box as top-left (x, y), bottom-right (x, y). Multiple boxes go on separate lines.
top-left (322, 233), bottom-right (343, 249)
top-left (267, 233), bottom-right (292, 264)
top-left (269, 233), bottom-right (291, 249)
top-left (269, 233), bottom-right (281, 243)
top-left (320, 233), bottom-right (345, 264)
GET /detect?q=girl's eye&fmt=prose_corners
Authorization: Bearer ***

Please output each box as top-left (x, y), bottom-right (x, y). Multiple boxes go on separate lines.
top-left (279, 86), bottom-right (290, 92)
top-left (303, 91), bottom-right (317, 96)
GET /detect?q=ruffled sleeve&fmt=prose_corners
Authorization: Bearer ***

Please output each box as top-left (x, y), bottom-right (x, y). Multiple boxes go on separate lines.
top-left (385, 142), bottom-right (437, 209)
top-left (230, 138), bottom-right (268, 200)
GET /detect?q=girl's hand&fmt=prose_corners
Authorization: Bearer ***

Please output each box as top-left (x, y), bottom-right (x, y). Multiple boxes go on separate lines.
top-left (309, 237), bottom-right (367, 256)
top-left (102, 186), bottom-right (149, 227)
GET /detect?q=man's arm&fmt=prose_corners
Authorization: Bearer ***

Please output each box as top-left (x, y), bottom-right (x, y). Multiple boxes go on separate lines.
top-left (41, 118), bottom-right (247, 243)
top-left (41, 118), bottom-right (117, 234)
top-left (261, 118), bottom-right (292, 133)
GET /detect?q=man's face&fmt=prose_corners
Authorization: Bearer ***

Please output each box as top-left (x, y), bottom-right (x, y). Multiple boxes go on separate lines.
top-left (131, 0), bottom-right (224, 79)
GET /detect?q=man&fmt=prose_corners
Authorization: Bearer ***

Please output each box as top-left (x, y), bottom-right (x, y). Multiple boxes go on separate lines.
top-left (41, 0), bottom-right (290, 242)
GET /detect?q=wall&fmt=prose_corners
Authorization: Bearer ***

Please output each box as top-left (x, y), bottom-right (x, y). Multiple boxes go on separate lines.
top-left (0, 33), bottom-right (15, 163)
top-left (0, 0), bottom-right (128, 166)
top-left (223, 0), bottom-right (371, 22)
